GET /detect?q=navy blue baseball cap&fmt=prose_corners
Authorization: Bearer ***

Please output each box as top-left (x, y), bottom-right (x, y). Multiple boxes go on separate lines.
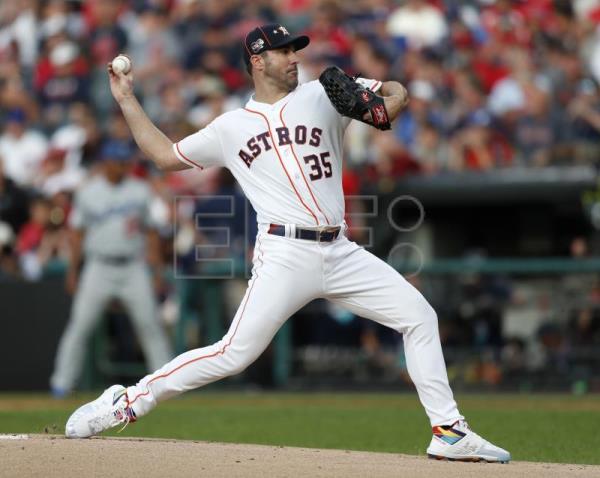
top-left (100, 140), bottom-right (133, 162)
top-left (243, 23), bottom-right (309, 66)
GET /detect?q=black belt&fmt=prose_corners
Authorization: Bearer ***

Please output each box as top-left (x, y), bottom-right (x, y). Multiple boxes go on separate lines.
top-left (95, 255), bottom-right (137, 266)
top-left (268, 224), bottom-right (341, 242)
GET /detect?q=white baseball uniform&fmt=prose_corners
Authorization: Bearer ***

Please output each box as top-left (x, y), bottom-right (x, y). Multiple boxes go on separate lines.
top-left (125, 79), bottom-right (463, 426)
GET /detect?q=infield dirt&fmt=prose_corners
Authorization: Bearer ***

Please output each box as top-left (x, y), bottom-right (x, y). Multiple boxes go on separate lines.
top-left (1, 435), bottom-right (598, 478)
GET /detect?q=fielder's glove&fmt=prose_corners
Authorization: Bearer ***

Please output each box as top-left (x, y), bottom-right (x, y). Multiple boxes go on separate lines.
top-left (319, 65), bottom-right (391, 130)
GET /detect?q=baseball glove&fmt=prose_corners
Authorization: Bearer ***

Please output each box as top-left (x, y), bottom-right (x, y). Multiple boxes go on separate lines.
top-left (319, 66), bottom-right (391, 130)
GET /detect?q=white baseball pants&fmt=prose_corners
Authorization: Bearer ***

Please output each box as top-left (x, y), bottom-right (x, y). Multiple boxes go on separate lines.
top-left (126, 232), bottom-right (463, 426)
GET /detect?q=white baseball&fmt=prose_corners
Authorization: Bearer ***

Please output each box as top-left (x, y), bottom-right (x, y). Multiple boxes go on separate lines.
top-left (111, 55), bottom-right (131, 74)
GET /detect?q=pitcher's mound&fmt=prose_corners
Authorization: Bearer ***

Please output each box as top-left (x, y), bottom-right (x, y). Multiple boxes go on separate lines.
top-left (1, 434), bottom-right (597, 478)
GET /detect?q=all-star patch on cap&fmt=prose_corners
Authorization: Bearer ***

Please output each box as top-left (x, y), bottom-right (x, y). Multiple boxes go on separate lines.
top-left (243, 23), bottom-right (309, 66)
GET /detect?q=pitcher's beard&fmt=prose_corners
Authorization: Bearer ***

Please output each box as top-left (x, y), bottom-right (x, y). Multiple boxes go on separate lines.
top-left (264, 64), bottom-right (299, 92)
top-left (286, 76), bottom-right (299, 91)
top-left (276, 72), bottom-right (298, 92)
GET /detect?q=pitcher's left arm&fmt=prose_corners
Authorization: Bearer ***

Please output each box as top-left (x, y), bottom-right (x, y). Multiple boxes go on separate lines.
top-left (379, 81), bottom-right (409, 122)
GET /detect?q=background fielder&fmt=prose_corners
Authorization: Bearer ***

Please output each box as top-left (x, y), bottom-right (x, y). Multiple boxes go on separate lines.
top-left (65, 23), bottom-right (510, 463)
top-left (50, 140), bottom-right (173, 396)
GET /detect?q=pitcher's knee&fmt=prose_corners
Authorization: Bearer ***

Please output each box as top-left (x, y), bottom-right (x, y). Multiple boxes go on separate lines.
top-left (415, 299), bottom-right (439, 330)
top-left (224, 359), bottom-right (249, 376)
top-left (221, 348), bottom-right (258, 377)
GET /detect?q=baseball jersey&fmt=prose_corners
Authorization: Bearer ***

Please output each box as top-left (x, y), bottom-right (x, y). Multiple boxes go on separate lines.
top-left (70, 176), bottom-right (157, 258)
top-left (173, 78), bottom-right (382, 228)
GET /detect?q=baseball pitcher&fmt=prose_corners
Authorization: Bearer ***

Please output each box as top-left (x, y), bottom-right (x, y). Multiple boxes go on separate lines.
top-left (64, 24), bottom-right (510, 463)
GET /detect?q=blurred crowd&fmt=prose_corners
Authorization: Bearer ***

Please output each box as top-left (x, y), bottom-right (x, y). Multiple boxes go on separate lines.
top-left (2, 0), bottom-right (600, 390)
top-left (2, 0), bottom-right (600, 279)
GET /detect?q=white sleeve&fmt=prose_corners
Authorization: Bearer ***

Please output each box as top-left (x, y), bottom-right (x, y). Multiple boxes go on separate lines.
top-left (355, 77), bottom-right (383, 93)
top-left (173, 119), bottom-right (225, 169)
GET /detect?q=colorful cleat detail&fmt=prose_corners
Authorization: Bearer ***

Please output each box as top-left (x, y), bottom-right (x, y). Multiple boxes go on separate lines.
top-left (431, 423), bottom-right (466, 445)
top-left (426, 420), bottom-right (511, 463)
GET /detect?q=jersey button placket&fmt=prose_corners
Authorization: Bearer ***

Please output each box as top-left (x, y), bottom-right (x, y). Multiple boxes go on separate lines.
top-left (284, 149), bottom-right (300, 179)
top-left (274, 114), bottom-right (302, 187)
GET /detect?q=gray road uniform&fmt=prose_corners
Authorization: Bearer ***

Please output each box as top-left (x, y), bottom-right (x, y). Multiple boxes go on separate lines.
top-left (50, 175), bottom-right (173, 392)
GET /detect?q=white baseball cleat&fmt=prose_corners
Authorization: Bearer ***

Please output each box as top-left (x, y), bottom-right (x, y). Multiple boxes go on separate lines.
top-left (426, 420), bottom-right (511, 463)
top-left (65, 385), bottom-right (136, 438)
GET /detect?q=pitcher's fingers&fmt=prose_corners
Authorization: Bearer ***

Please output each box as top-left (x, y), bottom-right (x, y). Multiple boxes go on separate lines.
top-left (107, 64), bottom-right (121, 78)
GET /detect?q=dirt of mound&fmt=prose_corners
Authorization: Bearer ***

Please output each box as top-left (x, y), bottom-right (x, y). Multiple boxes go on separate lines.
top-left (0, 435), bottom-right (597, 478)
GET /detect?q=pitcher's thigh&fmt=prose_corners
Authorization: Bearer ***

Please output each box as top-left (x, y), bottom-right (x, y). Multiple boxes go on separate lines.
top-left (328, 246), bottom-right (436, 332)
top-left (220, 267), bottom-right (316, 362)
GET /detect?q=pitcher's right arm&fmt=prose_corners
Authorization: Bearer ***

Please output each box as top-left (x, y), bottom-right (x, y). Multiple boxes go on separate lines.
top-left (107, 60), bottom-right (190, 172)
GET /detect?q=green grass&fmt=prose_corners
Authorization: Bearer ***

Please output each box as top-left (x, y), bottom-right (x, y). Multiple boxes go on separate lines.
top-left (1, 392), bottom-right (599, 464)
